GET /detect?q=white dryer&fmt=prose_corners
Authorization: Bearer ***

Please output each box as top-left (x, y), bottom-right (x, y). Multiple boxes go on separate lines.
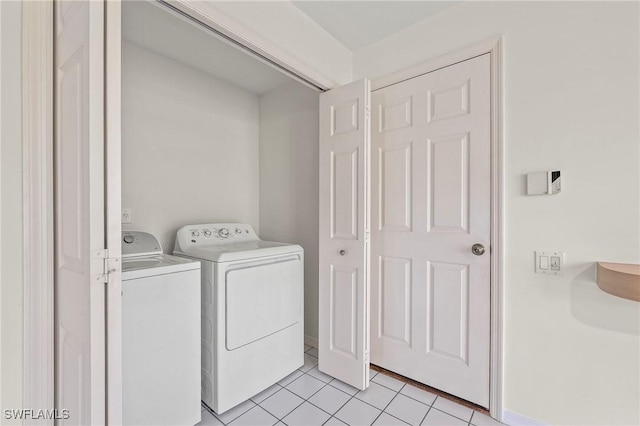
top-left (122, 231), bottom-right (201, 426)
top-left (174, 223), bottom-right (304, 414)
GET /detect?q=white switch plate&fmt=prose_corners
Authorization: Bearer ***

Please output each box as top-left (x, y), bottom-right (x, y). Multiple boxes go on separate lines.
top-left (535, 250), bottom-right (564, 275)
top-left (122, 207), bottom-right (133, 224)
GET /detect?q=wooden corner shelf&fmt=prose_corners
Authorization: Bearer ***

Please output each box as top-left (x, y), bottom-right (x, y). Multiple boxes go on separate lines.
top-left (597, 262), bottom-right (640, 302)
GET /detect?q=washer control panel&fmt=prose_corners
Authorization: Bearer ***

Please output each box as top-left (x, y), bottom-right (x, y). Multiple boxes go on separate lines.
top-left (122, 231), bottom-right (163, 257)
top-left (177, 223), bottom-right (258, 249)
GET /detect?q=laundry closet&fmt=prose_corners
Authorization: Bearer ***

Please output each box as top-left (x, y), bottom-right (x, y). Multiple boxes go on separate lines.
top-left (119, 0), bottom-right (495, 415)
top-left (120, 0), bottom-right (321, 335)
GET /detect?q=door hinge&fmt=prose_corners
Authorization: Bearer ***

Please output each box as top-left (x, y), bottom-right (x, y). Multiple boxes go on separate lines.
top-left (92, 249), bottom-right (120, 283)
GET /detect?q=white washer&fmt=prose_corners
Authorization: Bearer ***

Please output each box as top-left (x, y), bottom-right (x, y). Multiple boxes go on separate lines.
top-left (122, 231), bottom-right (201, 426)
top-left (174, 223), bottom-right (304, 414)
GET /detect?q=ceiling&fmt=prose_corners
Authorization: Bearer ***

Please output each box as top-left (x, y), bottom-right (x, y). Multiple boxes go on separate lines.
top-left (122, 1), bottom-right (293, 95)
top-left (292, 1), bottom-right (459, 51)
top-left (122, 1), bottom-right (458, 92)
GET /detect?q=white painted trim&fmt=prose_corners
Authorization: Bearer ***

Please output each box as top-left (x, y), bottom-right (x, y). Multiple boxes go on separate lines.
top-left (371, 36), bottom-right (502, 91)
top-left (105, 1), bottom-right (123, 423)
top-left (22, 0), bottom-right (54, 418)
top-left (161, 0), bottom-right (333, 91)
top-left (371, 37), bottom-right (505, 420)
top-left (489, 37), bottom-right (505, 422)
top-left (503, 409), bottom-right (548, 426)
top-left (304, 334), bottom-right (318, 349)
top-left (0, 0), bottom-right (3, 408)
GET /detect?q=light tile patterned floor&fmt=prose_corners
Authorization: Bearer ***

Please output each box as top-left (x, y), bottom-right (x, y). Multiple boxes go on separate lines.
top-left (198, 346), bottom-right (504, 426)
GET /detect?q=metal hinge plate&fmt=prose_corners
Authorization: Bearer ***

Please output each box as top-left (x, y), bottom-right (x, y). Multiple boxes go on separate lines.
top-left (92, 249), bottom-right (120, 283)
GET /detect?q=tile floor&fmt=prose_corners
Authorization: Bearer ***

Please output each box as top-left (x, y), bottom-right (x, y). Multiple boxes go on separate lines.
top-left (198, 346), bottom-right (504, 426)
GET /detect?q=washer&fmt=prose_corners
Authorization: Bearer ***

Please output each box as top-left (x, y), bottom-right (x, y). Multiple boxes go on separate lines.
top-left (122, 231), bottom-right (201, 426)
top-left (174, 223), bottom-right (304, 414)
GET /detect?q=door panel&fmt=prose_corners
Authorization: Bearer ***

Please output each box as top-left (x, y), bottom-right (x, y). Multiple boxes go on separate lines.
top-left (54, 1), bottom-right (106, 423)
top-left (332, 148), bottom-right (359, 240)
top-left (371, 54), bottom-right (491, 407)
top-left (378, 256), bottom-right (411, 345)
top-left (319, 79), bottom-right (371, 390)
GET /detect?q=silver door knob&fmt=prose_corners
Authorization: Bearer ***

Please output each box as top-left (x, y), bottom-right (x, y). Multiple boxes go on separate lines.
top-left (471, 243), bottom-right (485, 256)
top-left (339, 249), bottom-right (346, 256)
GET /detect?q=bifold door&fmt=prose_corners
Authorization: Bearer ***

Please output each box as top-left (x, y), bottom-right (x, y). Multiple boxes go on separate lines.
top-left (54, 0), bottom-right (122, 423)
top-left (55, 1), bottom-right (106, 422)
top-left (318, 79), bottom-right (372, 390)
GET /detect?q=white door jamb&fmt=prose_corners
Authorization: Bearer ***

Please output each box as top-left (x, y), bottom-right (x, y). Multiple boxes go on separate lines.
top-left (371, 36), bottom-right (505, 420)
top-left (22, 1), bottom-right (55, 419)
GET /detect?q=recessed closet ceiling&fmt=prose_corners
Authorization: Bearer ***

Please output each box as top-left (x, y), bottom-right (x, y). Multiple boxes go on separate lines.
top-left (292, 1), bottom-right (459, 50)
top-left (122, 1), bottom-right (292, 95)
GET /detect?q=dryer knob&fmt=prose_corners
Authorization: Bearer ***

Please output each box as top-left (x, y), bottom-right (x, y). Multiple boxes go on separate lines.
top-left (218, 228), bottom-right (229, 238)
top-left (235, 228), bottom-right (242, 235)
top-left (203, 230), bottom-right (212, 237)
top-left (191, 231), bottom-right (200, 237)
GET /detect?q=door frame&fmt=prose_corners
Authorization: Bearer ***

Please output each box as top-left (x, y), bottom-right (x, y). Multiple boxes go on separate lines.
top-left (23, 0), bottom-right (503, 419)
top-left (22, 0), bottom-right (54, 418)
top-left (371, 36), bottom-right (504, 419)
top-left (22, 1), bottom-right (123, 422)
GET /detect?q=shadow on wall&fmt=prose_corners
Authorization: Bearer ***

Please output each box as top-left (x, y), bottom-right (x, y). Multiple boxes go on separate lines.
top-left (570, 263), bottom-right (639, 336)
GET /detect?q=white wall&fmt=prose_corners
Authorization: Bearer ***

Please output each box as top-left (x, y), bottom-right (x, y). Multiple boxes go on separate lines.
top-left (122, 42), bottom-right (260, 252)
top-left (184, 1), bottom-right (352, 87)
top-left (354, 2), bottom-right (640, 424)
top-left (0, 0), bottom-right (23, 417)
top-left (258, 81), bottom-right (320, 342)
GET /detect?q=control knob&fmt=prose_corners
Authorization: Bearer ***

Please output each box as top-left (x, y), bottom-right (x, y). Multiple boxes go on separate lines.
top-left (218, 228), bottom-right (230, 238)
top-left (235, 228), bottom-right (242, 235)
top-left (203, 230), bottom-right (212, 237)
top-left (191, 231), bottom-right (200, 237)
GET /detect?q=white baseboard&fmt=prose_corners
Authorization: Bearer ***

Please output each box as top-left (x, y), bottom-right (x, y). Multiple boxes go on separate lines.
top-left (304, 335), bottom-right (318, 348)
top-left (502, 409), bottom-right (547, 426)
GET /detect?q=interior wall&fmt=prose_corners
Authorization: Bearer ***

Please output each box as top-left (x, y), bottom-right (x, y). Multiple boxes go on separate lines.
top-left (353, 2), bottom-right (640, 425)
top-left (0, 0), bottom-right (23, 417)
top-left (185, 1), bottom-right (352, 87)
top-left (259, 81), bottom-right (320, 342)
top-left (122, 42), bottom-right (260, 252)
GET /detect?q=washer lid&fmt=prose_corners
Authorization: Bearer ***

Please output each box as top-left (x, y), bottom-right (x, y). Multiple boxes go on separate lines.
top-left (175, 240), bottom-right (302, 263)
top-left (122, 254), bottom-right (200, 280)
top-left (122, 231), bottom-right (162, 258)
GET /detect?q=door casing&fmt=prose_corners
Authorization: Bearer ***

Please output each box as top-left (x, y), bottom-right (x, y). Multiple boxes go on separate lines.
top-left (22, 0), bottom-right (504, 416)
top-left (370, 37), bottom-right (504, 418)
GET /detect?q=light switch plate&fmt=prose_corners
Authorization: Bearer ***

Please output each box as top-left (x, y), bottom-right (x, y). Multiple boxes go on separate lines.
top-left (535, 250), bottom-right (564, 275)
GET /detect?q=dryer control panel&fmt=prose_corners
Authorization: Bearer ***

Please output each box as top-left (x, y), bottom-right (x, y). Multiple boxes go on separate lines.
top-left (175, 223), bottom-right (259, 250)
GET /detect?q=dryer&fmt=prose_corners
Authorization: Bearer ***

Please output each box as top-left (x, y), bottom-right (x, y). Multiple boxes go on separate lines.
top-left (174, 223), bottom-right (304, 414)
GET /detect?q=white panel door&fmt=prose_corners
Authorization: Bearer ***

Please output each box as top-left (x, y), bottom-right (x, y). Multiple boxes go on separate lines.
top-left (54, 1), bottom-right (107, 423)
top-left (319, 79), bottom-right (371, 390)
top-left (371, 54), bottom-right (491, 407)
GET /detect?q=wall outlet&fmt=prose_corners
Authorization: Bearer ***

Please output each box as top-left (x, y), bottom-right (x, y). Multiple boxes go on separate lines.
top-left (122, 207), bottom-right (133, 224)
top-left (535, 250), bottom-right (564, 275)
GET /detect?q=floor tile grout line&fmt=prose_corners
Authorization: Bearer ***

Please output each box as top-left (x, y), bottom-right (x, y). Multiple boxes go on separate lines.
top-left (205, 357), bottom-right (476, 426)
top-left (369, 383), bottom-right (404, 425)
top-left (418, 399), bottom-right (435, 426)
top-left (431, 406), bottom-right (474, 423)
top-left (321, 387), bottom-right (361, 425)
top-left (397, 391), bottom-right (438, 409)
top-left (370, 375), bottom-right (408, 394)
top-left (262, 367), bottom-right (335, 424)
top-left (277, 366), bottom-right (381, 425)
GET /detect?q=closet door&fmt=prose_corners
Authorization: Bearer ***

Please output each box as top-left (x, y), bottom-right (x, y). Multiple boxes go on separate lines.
top-left (54, 0), bottom-right (122, 423)
top-left (318, 79), bottom-right (371, 390)
top-left (370, 54), bottom-right (491, 407)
